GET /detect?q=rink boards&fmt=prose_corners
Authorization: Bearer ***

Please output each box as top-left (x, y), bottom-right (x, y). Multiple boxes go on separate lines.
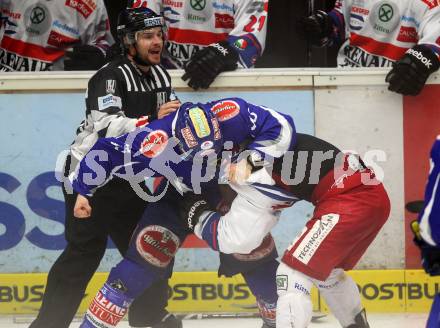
top-left (0, 270), bottom-right (438, 314)
top-left (1, 70), bottom-right (440, 316)
top-left (2, 69), bottom-right (440, 273)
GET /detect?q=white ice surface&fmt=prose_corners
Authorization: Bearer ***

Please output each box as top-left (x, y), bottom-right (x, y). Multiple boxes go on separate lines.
top-left (0, 313), bottom-right (428, 328)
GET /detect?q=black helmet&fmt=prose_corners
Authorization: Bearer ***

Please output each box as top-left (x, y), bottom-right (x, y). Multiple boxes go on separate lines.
top-left (117, 7), bottom-right (164, 44)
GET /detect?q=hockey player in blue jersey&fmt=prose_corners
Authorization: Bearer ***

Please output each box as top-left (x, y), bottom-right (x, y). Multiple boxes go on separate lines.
top-left (71, 98), bottom-right (295, 328)
top-left (408, 136), bottom-right (440, 328)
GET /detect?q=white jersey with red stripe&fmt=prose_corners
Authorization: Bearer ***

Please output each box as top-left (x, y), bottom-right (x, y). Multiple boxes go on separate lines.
top-left (0, 0), bottom-right (113, 71)
top-left (135, 0), bottom-right (268, 68)
top-left (328, 0), bottom-right (440, 67)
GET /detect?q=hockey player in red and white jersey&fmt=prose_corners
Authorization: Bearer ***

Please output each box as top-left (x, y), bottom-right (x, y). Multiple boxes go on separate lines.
top-left (298, 0), bottom-right (440, 96)
top-left (0, 0), bottom-right (113, 71)
top-left (130, 0), bottom-right (268, 89)
top-left (180, 132), bottom-right (391, 328)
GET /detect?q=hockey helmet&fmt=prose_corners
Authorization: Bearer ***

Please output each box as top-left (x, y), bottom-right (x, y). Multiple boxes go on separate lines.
top-left (117, 7), bottom-right (164, 46)
top-left (173, 103), bottom-right (223, 161)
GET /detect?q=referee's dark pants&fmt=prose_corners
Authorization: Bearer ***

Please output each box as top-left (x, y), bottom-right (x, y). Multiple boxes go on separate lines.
top-left (29, 174), bottom-right (170, 328)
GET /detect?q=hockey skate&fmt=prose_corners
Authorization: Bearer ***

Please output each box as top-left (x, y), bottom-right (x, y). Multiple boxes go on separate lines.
top-left (260, 323), bottom-right (274, 328)
top-left (151, 314), bottom-right (182, 328)
top-left (346, 309), bottom-right (369, 328)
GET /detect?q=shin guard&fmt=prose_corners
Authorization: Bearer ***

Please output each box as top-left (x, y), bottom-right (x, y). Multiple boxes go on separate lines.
top-left (80, 283), bottom-right (133, 328)
top-left (80, 258), bottom-right (159, 327)
top-left (314, 269), bottom-right (364, 327)
top-left (242, 259), bottom-right (279, 327)
top-left (276, 262), bottom-right (313, 328)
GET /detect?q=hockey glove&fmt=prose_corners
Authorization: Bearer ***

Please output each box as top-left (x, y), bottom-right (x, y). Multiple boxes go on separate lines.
top-left (217, 184), bottom-right (237, 215)
top-left (296, 10), bottom-right (333, 47)
top-left (105, 43), bottom-right (123, 63)
top-left (406, 200), bottom-right (425, 214)
top-left (179, 193), bottom-right (213, 231)
top-left (386, 45), bottom-right (440, 96)
top-left (182, 41), bottom-right (238, 90)
top-left (411, 220), bottom-right (440, 276)
top-left (64, 45), bottom-right (107, 71)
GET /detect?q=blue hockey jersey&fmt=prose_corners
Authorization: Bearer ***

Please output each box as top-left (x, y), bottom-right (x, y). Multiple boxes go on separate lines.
top-left (419, 136), bottom-right (440, 246)
top-left (71, 97), bottom-right (296, 196)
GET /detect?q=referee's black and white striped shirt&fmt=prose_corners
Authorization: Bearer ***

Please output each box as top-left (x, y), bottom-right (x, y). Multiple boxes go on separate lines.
top-left (70, 56), bottom-right (177, 162)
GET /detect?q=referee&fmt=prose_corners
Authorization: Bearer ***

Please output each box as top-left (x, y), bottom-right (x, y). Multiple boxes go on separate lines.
top-left (30, 7), bottom-right (182, 328)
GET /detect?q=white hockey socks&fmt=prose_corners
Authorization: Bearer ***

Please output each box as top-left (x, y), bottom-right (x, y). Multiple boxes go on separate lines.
top-left (314, 268), bottom-right (364, 327)
top-left (276, 262), bottom-right (313, 328)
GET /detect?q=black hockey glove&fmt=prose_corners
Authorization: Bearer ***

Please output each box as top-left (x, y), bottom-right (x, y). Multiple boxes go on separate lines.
top-left (64, 45), bottom-right (107, 71)
top-left (406, 200), bottom-right (425, 214)
top-left (179, 193), bottom-right (213, 231)
top-left (182, 40), bottom-right (238, 90)
top-left (386, 45), bottom-right (440, 96)
top-left (296, 10), bottom-right (333, 47)
top-left (105, 43), bottom-right (123, 63)
top-left (410, 220), bottom-right (440, 276)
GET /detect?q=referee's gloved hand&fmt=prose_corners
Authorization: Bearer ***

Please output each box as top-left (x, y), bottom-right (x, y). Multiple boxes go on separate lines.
top-left (64, 45), bottom-right (107, 71)
top-left (386, 45), bottom-right (440, 96)
top-left (182, 40), bottom-right (238, 90)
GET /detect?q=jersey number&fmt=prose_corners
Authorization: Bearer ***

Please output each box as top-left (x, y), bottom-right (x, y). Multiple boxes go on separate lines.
top-left (244, 15), bottom-right (266, 33)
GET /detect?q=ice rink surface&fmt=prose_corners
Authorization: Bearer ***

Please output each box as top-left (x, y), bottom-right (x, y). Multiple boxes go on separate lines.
top-left (0, 313), bottom-right (428, 328)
